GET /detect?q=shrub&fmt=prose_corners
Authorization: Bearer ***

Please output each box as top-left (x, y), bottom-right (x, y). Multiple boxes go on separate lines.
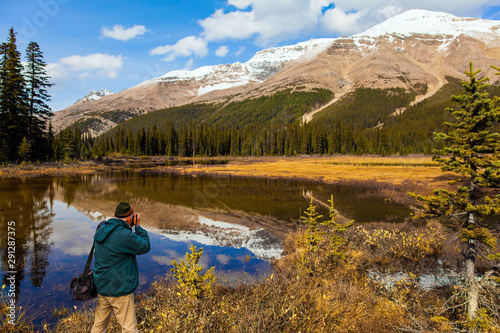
top-left (171, 244), bottom-right (215, 299)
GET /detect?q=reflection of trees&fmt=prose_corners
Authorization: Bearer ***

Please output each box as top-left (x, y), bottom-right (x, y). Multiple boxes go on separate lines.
top-left (0, 179), bottom-right (55, 299)
top-left (29, 197), bottom-right (53, 287)
top-left (59, 178), bottom-right (77, 207)
top-left (54, 175), bottom-right (118, 207)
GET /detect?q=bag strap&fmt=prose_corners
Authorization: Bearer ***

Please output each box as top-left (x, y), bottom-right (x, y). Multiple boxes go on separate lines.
top-left (81, 221), bottom-right (108, 279)
top-left (81, 243), bottom-right (95, 279)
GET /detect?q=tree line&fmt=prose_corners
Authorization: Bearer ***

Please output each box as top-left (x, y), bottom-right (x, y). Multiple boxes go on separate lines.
top-left (54, 119), bottom-right (440, 160)
top-left (0, 27), bottom-right (53, 163)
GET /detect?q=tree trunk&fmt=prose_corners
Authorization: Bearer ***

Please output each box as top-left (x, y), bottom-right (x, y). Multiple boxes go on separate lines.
top-left (466, 236), bottom-right (479, 319)
top-left (466, 178), bottom-right (479, 319)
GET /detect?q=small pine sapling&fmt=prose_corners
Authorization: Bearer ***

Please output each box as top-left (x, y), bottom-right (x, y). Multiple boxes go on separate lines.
top-left (298, 197), bottom-right (324, 252)
top-left (171, 244), bottom-right (215, 299)
top-left (321, 195), bottom-right (354, 259)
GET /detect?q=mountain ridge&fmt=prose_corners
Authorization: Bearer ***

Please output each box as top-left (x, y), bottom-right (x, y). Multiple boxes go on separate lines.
top-left (75, 89), bottom-right (114, 104)
top-left (52, 9), bottom-right (500, 136)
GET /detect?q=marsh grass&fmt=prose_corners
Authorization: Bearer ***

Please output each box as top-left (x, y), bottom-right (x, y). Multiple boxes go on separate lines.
top-left (0, 161), bottom-right (101, 179)
top-left (0, 300), bottom-right (40, 333)
top-left (169, 156), bottom-right (455, 190)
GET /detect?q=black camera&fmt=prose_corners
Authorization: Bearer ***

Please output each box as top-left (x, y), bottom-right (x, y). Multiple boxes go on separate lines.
top-left (131, 213), bottom-right (138, 226)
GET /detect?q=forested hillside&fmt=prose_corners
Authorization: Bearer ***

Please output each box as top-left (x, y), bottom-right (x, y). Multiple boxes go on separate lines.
top-left (51, 77), bottom-right (499, 159)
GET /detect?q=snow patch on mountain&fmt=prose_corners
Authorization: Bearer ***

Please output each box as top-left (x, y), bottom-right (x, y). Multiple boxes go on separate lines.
top-left (356, 9), bottom-right (500, 48)
top-left (75, 89), bottom-right (113, 104)
top-left (136, 38), bottom-right (335, 96)
top-left (197, 80), bottom-right (250, 96)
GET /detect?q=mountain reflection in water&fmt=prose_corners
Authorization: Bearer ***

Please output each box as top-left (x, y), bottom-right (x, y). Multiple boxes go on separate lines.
top-left (0, 172), bottom-right (412, 326)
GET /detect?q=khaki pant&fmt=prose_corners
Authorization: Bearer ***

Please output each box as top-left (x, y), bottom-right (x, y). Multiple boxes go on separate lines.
top-left (91, 293), bottom-right (138, 333)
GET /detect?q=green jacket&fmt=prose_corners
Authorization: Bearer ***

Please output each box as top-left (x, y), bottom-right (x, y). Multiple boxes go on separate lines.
top-left (93, 218), bottom-right (151, 296)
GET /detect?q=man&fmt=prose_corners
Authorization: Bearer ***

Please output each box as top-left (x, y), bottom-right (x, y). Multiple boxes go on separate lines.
top-left (91, 202), bottom-right (151, 333)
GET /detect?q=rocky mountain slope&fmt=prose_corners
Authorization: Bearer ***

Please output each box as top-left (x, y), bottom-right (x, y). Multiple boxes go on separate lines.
top-left (52, 9), bottom-right (500, 136)
top-left (75, 89), bottom-right (114, 104)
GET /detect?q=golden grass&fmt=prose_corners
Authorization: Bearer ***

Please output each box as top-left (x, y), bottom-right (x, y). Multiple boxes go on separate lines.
top-left (0, 161), bottom-right (102, 179)
top-left (51, 226), bottom-right (497, 333)
top-left (2, 225), bottom-right (499, 332)
top-left (162, 155), bottom-right (454, 189)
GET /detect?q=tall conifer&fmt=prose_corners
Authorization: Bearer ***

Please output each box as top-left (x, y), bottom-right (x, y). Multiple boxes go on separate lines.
top-left (0, 28), bottom-right (27, 161)
top-left (25, 41), bottom-right (53, 146)
top-left (410, 63), bottom-right (500, 320)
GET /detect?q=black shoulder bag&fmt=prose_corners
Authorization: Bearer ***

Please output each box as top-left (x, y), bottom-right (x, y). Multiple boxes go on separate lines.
top-left (70, 221), bottom-right (106, 301)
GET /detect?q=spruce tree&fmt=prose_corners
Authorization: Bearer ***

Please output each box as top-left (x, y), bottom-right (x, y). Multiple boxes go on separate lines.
top-left (25, 41), bottom-right (53, 160)
top-left (410, 63), bottom-right (500, 320)
top-left (18, 136), bottom-right (31, 162)
top-left (0, 28), bottom-right (28, 161)
top-left (0, 42), bottom-right (7, 142)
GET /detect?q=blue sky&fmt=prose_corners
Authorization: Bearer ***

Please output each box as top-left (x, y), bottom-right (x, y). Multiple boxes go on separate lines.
top-left (1, 0), bottom-right (500, 111)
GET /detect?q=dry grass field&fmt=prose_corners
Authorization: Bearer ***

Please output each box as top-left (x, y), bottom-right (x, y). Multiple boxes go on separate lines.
top-left (0, 161), bottom-right (102, 179)
top-left (163, 155), bottom-right (454, 190)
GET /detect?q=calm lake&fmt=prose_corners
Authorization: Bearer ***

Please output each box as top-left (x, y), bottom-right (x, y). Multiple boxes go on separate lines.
top-left (0, 171), bottom-right (413, 327)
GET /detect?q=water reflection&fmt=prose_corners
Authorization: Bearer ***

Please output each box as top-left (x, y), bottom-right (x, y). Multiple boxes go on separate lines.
top-left (0, 178), bottom-right (55, 301)
top-left (0, 172), bottom-right (413, 326)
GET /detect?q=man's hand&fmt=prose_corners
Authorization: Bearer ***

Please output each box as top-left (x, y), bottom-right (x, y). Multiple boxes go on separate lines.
top-left (134, 213), bottom-right (141, 226)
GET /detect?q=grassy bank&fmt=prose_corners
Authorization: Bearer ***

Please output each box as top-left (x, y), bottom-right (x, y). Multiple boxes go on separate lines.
top-left (147, 155), bottom-right (454, 191)
top-left (0, 161), bottom-right (102, 179)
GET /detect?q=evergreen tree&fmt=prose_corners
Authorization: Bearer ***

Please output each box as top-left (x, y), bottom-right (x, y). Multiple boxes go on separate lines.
top-left (0, 28), bottom-right (28, 161)
top-left (410, 63), bottom-right (500, 320)
top-left (61, 128), bottom-right (76, 162)
top-left (25, 41), bottom-right (53, 153)
top-left (18, 136), bottom-right (31, 162)
top-left (0, 42), bottom-right (6, 142)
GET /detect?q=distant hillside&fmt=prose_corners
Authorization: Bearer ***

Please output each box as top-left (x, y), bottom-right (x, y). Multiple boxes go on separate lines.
top-left (70, 88), bottom-right (334, 135)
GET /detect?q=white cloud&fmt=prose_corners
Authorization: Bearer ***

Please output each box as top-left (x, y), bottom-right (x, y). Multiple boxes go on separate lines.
top-left (150, 36), bottom-right (209, 61)
top-left (59, 53), bottom-right (124, 79)
top-left (215, 45), bottom-right (229, 57)
top-left (200, 9), bottom-right (258, 41)
top-left (197, 0), bottom-right (499, 47)
top-left (46, 62), bottom-right (69, 82)
top-left (101, 24), bottom-right (148, 41)
top-left (199, 1), bottom-right (335, 45)
top-left (321, 7), bottom-right (365, 35)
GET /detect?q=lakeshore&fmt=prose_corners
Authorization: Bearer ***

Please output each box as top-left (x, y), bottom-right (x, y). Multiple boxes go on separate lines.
top-left (0, 155), bottom-right (454, 191)
top-left (1, 155), bottom-right (497, 332)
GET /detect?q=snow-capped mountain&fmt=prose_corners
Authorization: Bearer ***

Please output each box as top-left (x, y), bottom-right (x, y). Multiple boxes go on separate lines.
top-left (359, 9), bottom-right (500, 43)
top-left (137, 38), bottom-right (334, 97)
top-left (75, 89), bottom-right (114, 104)
top-left (52, 9), bottom-right (500, 136)
top-left (137, 9), bottom-right (500, 96)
